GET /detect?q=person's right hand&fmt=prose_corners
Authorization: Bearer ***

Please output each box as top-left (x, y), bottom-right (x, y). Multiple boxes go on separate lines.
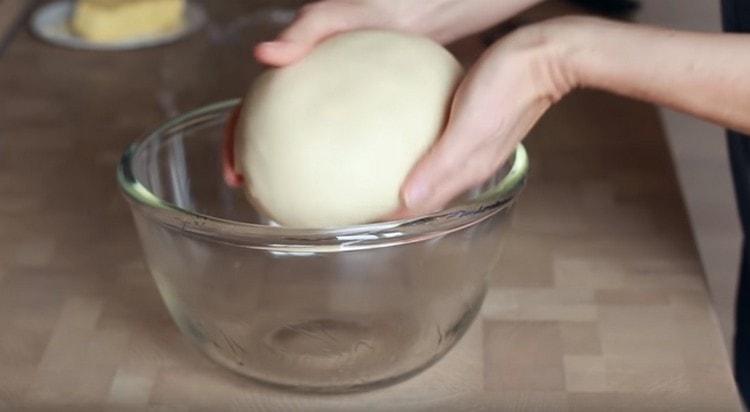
top-left (254, 0), bottom-right (544, 67)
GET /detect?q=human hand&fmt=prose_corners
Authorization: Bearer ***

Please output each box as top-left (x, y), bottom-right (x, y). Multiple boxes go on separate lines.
top-left (399, 20), bottom-right (577, 215)
top-left (254, 0), bottom-right (544, 67)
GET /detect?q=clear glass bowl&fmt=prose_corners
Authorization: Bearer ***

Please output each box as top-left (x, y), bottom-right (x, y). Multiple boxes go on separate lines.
top-left (117, 99), bottom-right (528, 393)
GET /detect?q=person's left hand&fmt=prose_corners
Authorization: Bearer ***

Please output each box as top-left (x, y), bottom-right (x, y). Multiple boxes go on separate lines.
top-left (398, 19), bottom-right (578, 215)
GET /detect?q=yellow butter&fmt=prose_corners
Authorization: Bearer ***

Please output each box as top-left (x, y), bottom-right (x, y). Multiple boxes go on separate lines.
top-left (72, 0), bottom-right (186, 43)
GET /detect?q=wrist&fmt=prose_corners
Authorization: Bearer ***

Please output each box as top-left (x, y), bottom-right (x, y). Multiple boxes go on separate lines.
top-left (538, 16), bottom-right (632, 93)
top-left (498, 18), bottom-right (586, 105)
top-left (391, 1), bottom-right (450, 39)
top-left (400, 0), bottom-right (546, 44)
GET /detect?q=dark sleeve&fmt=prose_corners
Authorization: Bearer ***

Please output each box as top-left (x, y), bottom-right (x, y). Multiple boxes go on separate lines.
top-left (723, 2), bottom-right (750, 407)
top-left (566, 0), bottom-right (639, 15)
top-left (723, 0), bottom-right (750, 32)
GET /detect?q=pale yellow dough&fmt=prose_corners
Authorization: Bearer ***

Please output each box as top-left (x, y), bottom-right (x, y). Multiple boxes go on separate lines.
top-left (72, 0), bottom-right (185, 43)
top-left (236, 30), bottom-right (463, 228)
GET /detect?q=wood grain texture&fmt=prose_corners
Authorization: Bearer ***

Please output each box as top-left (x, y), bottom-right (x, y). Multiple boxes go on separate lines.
top-left (0, 1), bottom-right (743, 410)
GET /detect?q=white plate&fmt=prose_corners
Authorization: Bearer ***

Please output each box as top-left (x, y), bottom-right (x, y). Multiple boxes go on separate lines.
top-left (30, 0), bottom-right (207, 51)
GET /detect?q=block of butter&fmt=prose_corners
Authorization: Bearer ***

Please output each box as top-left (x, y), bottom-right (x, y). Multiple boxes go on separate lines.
top-left (71, 0), bottom-right (186, 43)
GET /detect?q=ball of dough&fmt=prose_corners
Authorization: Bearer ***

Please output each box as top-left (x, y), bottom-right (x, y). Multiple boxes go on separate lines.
top-left (236, 30), bottom-right (463, 228)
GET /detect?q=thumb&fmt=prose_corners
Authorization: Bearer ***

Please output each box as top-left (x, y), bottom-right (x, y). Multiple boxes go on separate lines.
top-left (400, 133), bottom-right (472, 216)
top-left (400, 80), bottom-right (509, 215)
top-left (401, 131), bottom-right (515, 216)
top-left (254, 3), bottom-right (371, 66)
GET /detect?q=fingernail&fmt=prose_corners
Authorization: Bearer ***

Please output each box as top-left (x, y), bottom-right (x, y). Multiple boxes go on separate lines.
top-left (404, 179), bottom-right (431, 210)
top-left (258, 40), bottom-right (279, 48)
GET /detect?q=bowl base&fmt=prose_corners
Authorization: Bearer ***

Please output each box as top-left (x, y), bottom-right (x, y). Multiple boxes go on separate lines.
top-left (177, 294), bottom-right (485, 394)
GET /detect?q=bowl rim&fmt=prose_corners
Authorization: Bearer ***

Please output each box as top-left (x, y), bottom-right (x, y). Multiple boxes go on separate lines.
top-left (117, 99), bottom-right (528, 250)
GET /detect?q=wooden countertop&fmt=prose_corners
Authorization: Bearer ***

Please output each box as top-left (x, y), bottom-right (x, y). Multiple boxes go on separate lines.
top-left (0, 1), bottom-right (743, 410)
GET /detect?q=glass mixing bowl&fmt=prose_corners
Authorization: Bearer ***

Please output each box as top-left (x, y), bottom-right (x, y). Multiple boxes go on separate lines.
top-left (118, 99), bottom-right (528, 393)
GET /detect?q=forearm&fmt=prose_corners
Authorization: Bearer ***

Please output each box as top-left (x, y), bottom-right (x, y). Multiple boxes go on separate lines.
top-left (409, 0), bottom-right (545, 43)
top-left (553, 17), bottom-right (750, 133)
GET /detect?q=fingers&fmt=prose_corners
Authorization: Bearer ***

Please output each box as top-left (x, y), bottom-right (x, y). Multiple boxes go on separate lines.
top-left (400, 100), bottom-right (541, 216)
top-left (222, 106), bottom-right (245, 188)
top-left (380, 205), bottom-right (411, 222)
top-left (254, 40), bottom-right (310, 67)
top-left (254, 2), bottom-right (371, 66)
top-left (389, 130), bottom-right (513, 221)
top-left (399, 62), bottom-right (534, 216)
top-left (401, 131), bottom-right (513, 216)
top-left (400, 74), bottom-right (499, 215)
